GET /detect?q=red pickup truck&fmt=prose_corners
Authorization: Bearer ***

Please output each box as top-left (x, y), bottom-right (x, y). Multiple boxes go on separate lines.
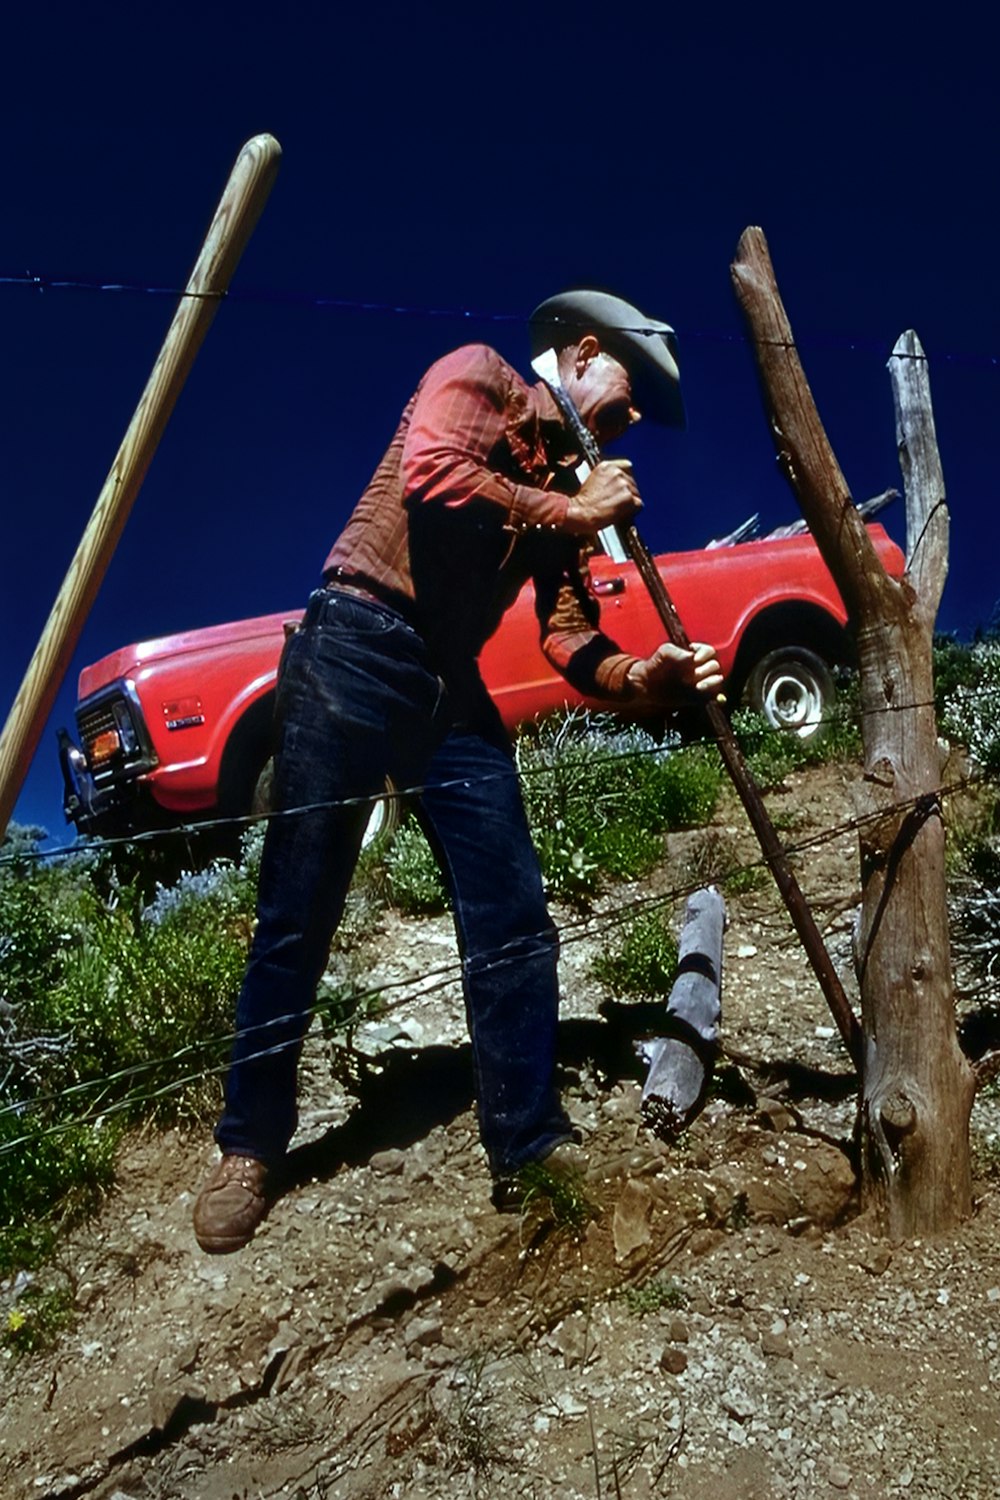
top-left (58, 520), bottom-right (905, 846)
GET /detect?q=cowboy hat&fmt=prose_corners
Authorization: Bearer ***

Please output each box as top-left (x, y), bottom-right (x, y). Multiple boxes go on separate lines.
top-left (529, 288), bottom-right (685, 428)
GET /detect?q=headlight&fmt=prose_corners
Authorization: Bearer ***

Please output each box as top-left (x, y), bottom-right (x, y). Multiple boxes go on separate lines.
top-left (89, 729), bottom-right (123, 765)
top-left (77, 684), bottom-right (155, 780)
top-left (112, 699), bottom-right (140, 755)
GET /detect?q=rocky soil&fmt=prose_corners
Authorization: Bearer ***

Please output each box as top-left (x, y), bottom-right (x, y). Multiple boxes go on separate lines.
top-left (5, 760), bottom-right (1000, 1499)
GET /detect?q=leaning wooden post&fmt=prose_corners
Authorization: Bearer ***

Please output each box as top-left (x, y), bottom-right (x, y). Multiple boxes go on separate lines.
top-left (0, 133), bottom-right (282, 843)
top-left (731, 227), bottom-right (975, 1235)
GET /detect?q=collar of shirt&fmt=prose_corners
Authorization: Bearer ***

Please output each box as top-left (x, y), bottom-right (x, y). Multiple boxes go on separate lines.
top-left (505, 375), bottom-right (582, 485)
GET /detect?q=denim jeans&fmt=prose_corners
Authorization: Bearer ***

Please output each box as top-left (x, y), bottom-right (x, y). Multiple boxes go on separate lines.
top-left (215, 586), bottom-right (572, 1176)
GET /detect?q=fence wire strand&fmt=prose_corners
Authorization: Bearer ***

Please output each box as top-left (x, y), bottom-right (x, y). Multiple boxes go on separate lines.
top-left (0, 752), bottom-right (992, 1158)
top-left (3, 270), bottom-right (998, 367)
top-left (3, 264), bottom-right (997, 1179)
top-left (0, 689), bottom-right (964, 871)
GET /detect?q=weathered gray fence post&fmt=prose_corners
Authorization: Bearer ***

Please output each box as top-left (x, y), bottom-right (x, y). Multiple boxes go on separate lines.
top-left (642, 886), bottom-right (726, 1139)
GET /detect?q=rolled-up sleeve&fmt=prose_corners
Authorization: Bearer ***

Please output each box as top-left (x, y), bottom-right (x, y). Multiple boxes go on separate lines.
top-left (535, 548), bottom-right (638, 699)
top-left (401, 345), bottom-right (568, 529)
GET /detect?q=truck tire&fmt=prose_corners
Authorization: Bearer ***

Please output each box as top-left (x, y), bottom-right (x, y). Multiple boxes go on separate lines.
top-left (745, 647), bottom-right (834, 741)
top-left (360, 778), bottom-right (402, 850)
top-left (251, 760), bottom-right (401, 850)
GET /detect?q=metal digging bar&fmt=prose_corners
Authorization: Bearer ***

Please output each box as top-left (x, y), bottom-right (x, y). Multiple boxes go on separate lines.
top-left (532, 348), bottom-right (863, 1070)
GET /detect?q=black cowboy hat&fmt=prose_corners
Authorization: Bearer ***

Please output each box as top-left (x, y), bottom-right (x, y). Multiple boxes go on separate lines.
top-left (529, 289), bottom-right (685, 429)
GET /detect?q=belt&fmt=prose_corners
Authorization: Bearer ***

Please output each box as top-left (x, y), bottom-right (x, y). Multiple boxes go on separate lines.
top-left (323, 570), bottom-right (418, 626)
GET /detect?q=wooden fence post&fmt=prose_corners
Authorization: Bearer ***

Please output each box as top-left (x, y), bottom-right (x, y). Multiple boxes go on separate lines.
top-left (0, 133), bottom-right (282, 843)
top-left (731, 227), bottom-right (975, 1234)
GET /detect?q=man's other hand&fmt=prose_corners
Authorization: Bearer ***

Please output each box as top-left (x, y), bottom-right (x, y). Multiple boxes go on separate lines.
top-left (626, 642), bottom-right (725, 704)
top-left (564, 460), bottom-right (640, 536)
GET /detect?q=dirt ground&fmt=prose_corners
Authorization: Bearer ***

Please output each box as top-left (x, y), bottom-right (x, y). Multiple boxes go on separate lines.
top-left (4, 760), bottom-right (1000, 1499)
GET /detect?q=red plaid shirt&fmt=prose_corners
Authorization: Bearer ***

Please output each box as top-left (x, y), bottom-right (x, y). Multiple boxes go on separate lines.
top-left (324, 344), bottom-right (636, 697)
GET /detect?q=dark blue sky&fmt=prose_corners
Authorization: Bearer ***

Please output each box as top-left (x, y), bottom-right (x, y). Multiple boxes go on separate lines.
top-left (2, 3), bottom-right (995, 840)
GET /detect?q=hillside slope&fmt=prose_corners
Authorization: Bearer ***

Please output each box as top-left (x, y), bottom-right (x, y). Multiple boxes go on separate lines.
top-left (4, 761), bottom-right (1000, 1500)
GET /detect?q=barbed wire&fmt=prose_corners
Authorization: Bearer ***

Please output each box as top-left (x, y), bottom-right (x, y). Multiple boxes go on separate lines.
top-left (1, 820), bottom-right (793, 1140)
top-left (2, 270), bottom-right (998, 367)
top-left (0, 685), bottom-right (973, 870)
top-left (0, 860), bottom-right (736, 1141)
top-left (2, 735), bottom-right (679, 867)
top-left (0, 759), bottom-right (989, 1156)
top-left (3, 272), bottom-right (997, 1184)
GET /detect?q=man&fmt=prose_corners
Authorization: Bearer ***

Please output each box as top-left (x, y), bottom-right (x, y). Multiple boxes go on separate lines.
top-left (193, 289), bottom-right (723, 1253)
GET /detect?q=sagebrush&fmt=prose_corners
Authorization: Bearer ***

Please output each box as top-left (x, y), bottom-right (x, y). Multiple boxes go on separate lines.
top-left (516, 713), bottom-right (722, 904)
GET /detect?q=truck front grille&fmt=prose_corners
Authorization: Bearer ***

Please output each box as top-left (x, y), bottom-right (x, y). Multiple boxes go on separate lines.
top-left (78, 701), bottom-right (119, 754)
top-left (76, 686), bottom-right (156, 783)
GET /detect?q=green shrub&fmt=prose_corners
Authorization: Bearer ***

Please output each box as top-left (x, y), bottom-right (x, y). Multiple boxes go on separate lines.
top-left (47, 915), bottom-right (244, 1112)
top-left (0, 829), bottom-right (253, 1279)
top-left (592, 910), bottom-right (679, 999)
top-left (0, 880), bottom-right (64, 1007)
top-left (585, 819), bottom-right (663, 883)
top-left (941, 638), bottom-right (1000, 772)
top-left (12, 849), bottom-right (254, 1119)
top-left (516, 1157), bottom-right (597, 1236)
top-left (731, 707), bottom-right (803, 788)
top-left (934, 632), bottom-right (983, 715)
top-left (385, 820), bottom-right (449, 915)
top-left (0, 1113), bottom-right (119, 1278)
top-left (953, 840), bottom-right (1000, 1010)
top-left (530, 821), bottom-right (604, 902)
top-left (801, 683), bottom-right (862, 764)
top-left (623, 1276), bottom-right (687, 1314)
top-left (3, 1281), bottom-right (75, 1354)
top-left (637, 741), bottom-right (726, 827)
top-left (516, 713), bottom-right (722, 906)
top-left (732, 690), bottom-right (861, 788)
top-left (315, 971), bottom-right (384, 1039)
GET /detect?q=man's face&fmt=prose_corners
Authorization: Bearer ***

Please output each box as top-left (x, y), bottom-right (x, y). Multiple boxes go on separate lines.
top-left (562, 341), bottom-right (638, 444)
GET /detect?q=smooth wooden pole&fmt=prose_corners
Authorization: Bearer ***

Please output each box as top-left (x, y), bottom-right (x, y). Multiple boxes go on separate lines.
top-left (0, 133), bottom-right (282, 842)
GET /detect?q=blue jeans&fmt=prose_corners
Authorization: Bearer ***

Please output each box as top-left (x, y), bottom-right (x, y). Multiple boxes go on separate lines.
top-left (215, 586), bottom-right (572, 1176)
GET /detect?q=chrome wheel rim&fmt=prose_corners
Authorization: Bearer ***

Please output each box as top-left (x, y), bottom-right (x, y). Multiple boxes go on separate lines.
top-left (760, 667), bottom-right (824, 738)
